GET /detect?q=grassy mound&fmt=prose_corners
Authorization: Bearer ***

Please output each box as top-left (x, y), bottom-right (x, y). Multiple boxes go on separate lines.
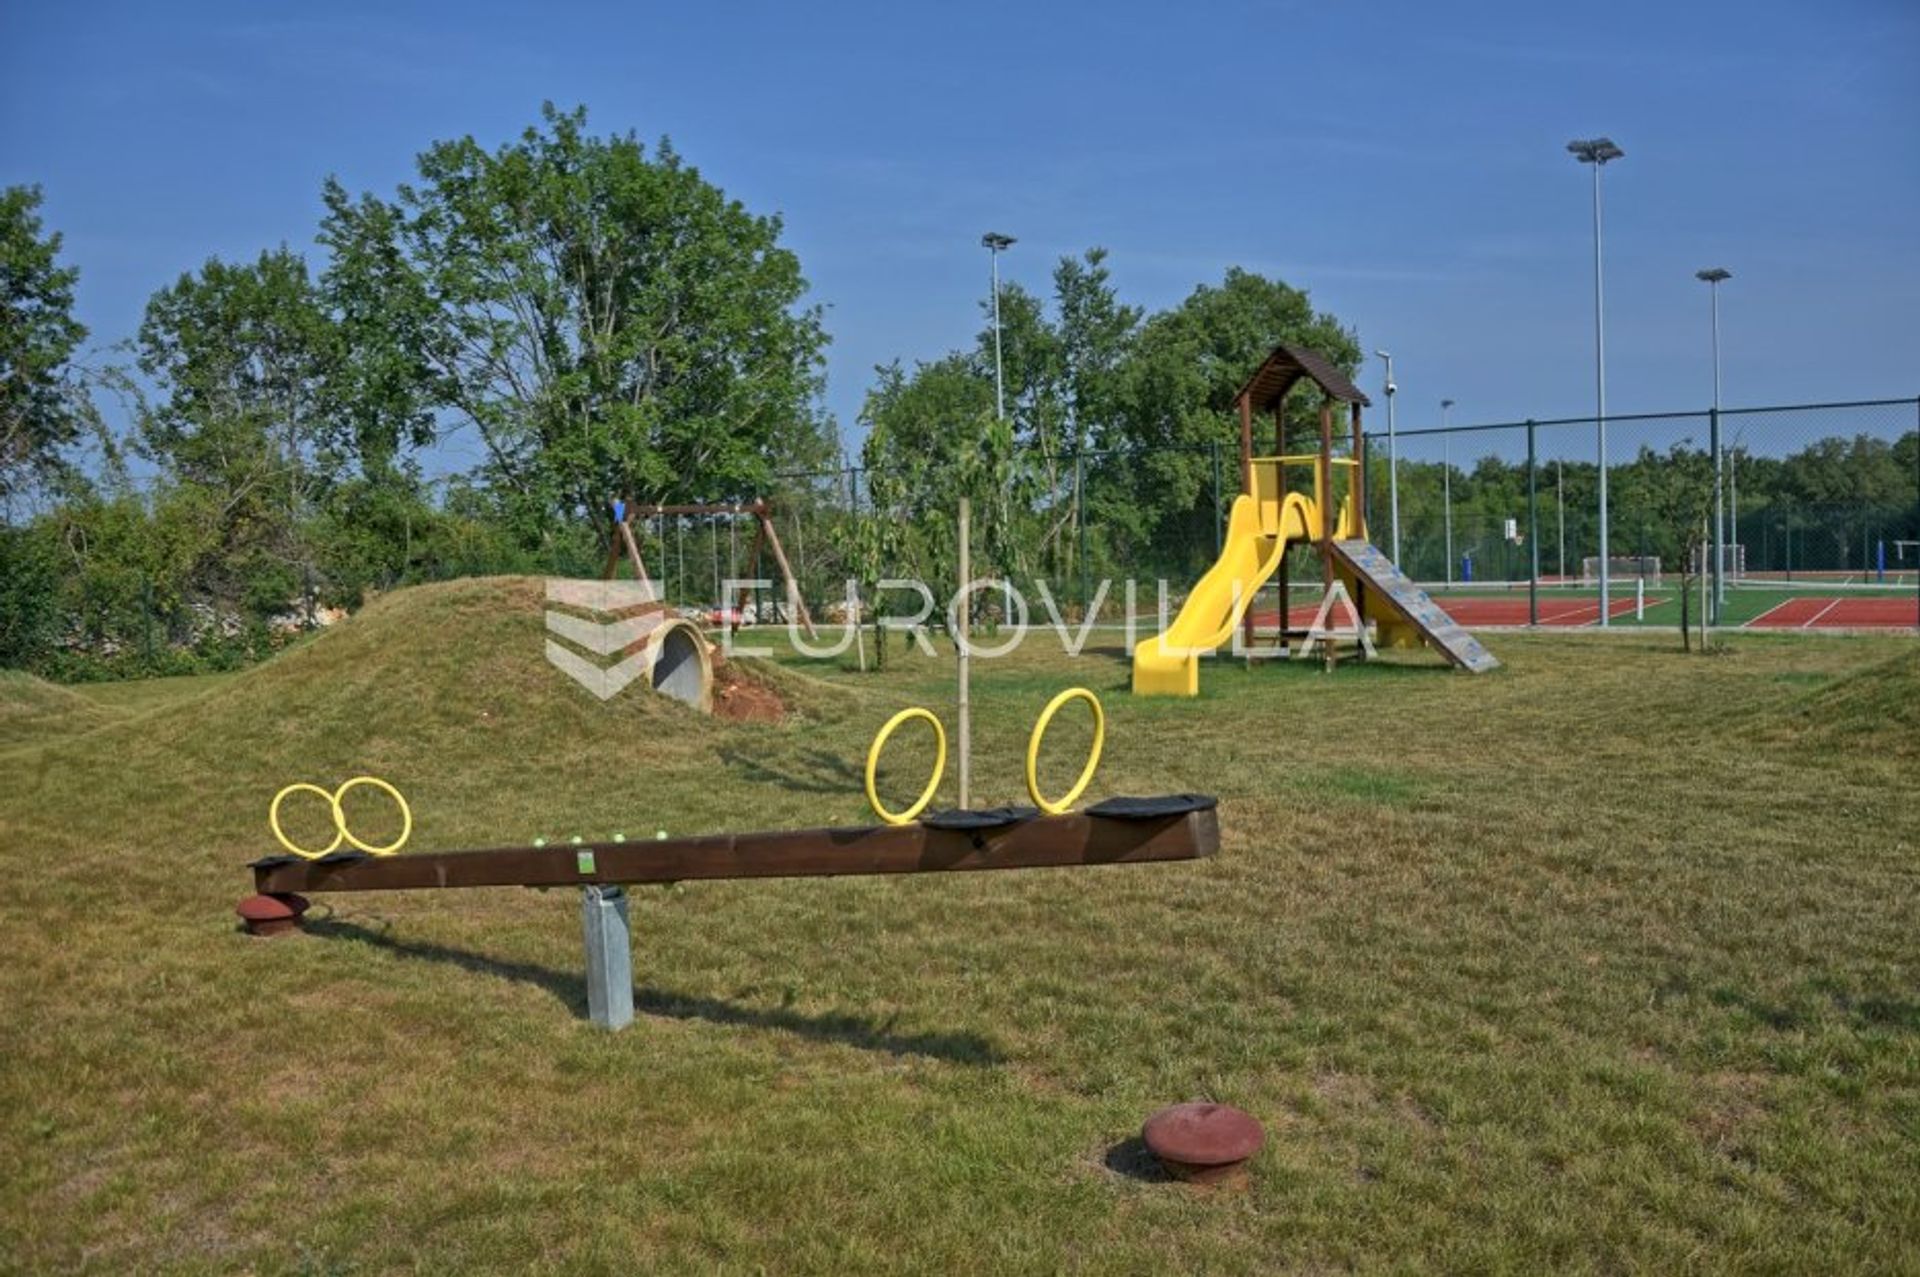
top-left (0, 670), bottom-right (114, 750)
top-left (1788, 646), bottom-right (1920, 757)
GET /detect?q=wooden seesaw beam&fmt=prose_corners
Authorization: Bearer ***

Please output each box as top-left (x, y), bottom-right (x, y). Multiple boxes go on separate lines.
top-left (240, 797), bottom-right (1220, 1030)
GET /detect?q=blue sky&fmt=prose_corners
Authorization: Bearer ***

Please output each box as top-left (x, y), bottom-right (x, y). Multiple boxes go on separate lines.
top-left (4, 0), bottom-right (1915, 474)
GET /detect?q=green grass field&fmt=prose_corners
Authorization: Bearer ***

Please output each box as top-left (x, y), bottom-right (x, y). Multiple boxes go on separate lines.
top-left (3, 578), bottom-right (1917, 1273)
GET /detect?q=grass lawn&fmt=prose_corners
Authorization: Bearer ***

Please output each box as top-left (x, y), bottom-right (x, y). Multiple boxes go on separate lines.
top-left (2, 577), bottom-right (1916, 1273)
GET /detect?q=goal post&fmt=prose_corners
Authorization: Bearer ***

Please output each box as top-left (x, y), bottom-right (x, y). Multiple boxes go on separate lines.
top-left (1580, 555), bottom-right (1663, 586)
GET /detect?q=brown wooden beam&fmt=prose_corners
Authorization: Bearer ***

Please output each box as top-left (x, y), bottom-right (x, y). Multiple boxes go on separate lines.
top-left (630, 503), bottom-right (771, 518)
top-left (252, 805), bottom-right (1219, 895)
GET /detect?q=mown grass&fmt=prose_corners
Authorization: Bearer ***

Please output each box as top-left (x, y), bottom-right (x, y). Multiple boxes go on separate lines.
top-left (1, 577), bottom-right (1916, 1273)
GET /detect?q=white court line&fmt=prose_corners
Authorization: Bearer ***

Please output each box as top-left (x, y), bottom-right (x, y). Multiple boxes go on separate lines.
top-left (1743, 598), bottom-right (1803, 629)
top-left (1800, 597), bottom-right (1845, 629)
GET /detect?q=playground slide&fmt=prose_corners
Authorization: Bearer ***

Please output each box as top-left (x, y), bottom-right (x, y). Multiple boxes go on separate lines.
top-left (1131, 492), bottom-right (1307, 696)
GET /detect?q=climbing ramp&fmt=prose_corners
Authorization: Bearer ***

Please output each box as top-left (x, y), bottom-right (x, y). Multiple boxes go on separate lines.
top-left (1331, 540), bottom-right (1500, 673)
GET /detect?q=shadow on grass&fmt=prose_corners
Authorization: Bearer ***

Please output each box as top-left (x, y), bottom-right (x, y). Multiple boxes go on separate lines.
top-left (717, 744), bottom-right (863, 796)
top-left (1101, 1136), bottom-right (1173, 1183)
top-left (307, 917), bottom-right (1003, 1063)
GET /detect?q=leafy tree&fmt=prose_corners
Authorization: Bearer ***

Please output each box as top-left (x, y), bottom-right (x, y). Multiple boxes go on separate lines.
top-left (135, 247), bottom-right (341, 615)
top-left (1, 185), bottom-right (91, 503)
top-left (1097, 267), bottom-right (1360, 580)
top-left (319, 103), bottom-right (832, 543)
top-left (1637, 443), bottom-right (1715, 651)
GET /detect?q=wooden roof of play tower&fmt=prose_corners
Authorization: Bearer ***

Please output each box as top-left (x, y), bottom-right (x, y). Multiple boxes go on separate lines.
top-left (1235, 342), bottom-right (1370, 411)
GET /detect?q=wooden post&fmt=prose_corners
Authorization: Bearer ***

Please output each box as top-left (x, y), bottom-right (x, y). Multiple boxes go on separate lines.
top-left (1237, 393), bottom-right (1254, 495)
top-left (1350, 402), bottom-right (1366, 536)
top-left (599, 506), bottom-right (655, 590)
top-left (743, 515), bottom-right (765, 620)
top-left (758, 509), bottom-right (817, 638)
top-left (1238, 392), bottom-right (1255, 654)
top-left (1350, 402), bottom-right (1367, 643)
top-left (957, 497), bottom-right (971, 809)
top-left (1319, 399), bottom-right (1337, 673)
top-left (1277, 534), bottom-right (1290, 657)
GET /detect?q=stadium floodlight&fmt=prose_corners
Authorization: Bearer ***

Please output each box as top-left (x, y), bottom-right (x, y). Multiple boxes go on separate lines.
top-left (1567, 137), bottom-right (1624, 164)
top-left (1375, 350), bottom-right (1400, 563)
top-left (1568, 136), bottom-right (1624, 623)
top-left (1697, 267), bottom-right (1733, 619)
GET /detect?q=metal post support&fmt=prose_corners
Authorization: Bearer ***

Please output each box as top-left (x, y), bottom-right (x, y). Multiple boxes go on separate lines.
top-left (581, 884), bottom-right (634, 1030)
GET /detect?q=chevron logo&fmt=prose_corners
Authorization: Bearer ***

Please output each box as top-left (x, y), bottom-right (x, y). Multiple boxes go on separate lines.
top-left (544, 578), bottom-right (667, 701)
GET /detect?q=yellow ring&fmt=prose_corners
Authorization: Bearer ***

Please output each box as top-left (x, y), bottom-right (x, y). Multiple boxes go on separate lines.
top-left (1025, 688), bottom-right (1105, 815)
top-left (331, 776), bottom-right (413, 856)
top-left (865, 708), bottom-right (947, 826)
top-left (270, 783), bottom-right (344, 859)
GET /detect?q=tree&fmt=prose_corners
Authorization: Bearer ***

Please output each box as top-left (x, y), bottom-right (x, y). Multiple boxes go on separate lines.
top-left (1, 185), bottom-right (90, 503)
top-left (1639, 443), bottom-right (1715, 651)
top-left (319, 103), bottom-right (832, 543)
top-left (1098, 268), bottom-right (1360, 580)
top-left (135, 247), bottom-right (344, 614)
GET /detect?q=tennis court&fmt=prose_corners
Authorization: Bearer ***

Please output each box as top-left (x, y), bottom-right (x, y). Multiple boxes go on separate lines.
top-left (1744, 594), bottom-right (1920, 629)
top-left (1248, 582), bottom-right (1917, 632)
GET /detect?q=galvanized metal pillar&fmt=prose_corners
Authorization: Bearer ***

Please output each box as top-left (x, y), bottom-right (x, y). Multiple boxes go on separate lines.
top-left (581, 884), bottom-right (634, 1031)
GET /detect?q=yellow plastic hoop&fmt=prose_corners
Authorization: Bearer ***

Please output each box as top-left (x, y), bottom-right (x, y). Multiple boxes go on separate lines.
top-left (269, 782), bottom-right (344, 859)
top-left (1025, 687), bottom-right (1106, 815)
top-left (331, 775), bottom-right (413, 856)
top-left (865, 707), bottom-right (947, 826)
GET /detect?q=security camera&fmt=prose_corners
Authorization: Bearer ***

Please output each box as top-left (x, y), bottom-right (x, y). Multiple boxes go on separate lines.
top-left (1384, 381), bottom-right (1398, 396)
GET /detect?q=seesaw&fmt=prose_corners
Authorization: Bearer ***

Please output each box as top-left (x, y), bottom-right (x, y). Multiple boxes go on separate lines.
top-left (239, 690), bottom-right (1219, 1030)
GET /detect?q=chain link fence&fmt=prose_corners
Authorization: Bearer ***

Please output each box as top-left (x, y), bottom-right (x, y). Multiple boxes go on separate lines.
top-left (5, 396), bottom-right (1915, 676)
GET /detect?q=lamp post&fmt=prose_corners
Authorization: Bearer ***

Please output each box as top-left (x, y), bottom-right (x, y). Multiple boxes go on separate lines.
top-left (982, 233), bottom-right (1015, 422)
top-left (1441, 398), bottom-right (1455, 584)
top-left (1375, 350), bottom-right (1400, 564)
top-left (980, 231), bottom-right (1017, 634)
top-left (1697, 267), bottom-right (1732, 621)
top-left (1569, 137), bottom-right (1624, 623)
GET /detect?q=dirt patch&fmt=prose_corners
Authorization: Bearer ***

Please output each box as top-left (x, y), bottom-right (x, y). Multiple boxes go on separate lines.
top-left (712, 664), bottom-right (788, 722)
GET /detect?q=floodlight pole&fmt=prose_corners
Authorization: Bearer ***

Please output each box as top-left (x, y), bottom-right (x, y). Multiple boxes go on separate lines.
top-left (1376, 350), bottom-right (1400, 563)
top-left (1570, 138), bottom-right (1623, 624)
top-left (982, 232), bottom-right (1016, 627)
top-left (1442, 399), bottom-right (1455, 584)
top-left (1697, 267), bottom-right (1732, 622)
top-left (983, 233), bottom-right (1015, 422)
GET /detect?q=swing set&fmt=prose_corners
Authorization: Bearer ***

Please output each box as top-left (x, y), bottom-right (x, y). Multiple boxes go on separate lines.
top-left (602, 498), bottom-right (816, 639)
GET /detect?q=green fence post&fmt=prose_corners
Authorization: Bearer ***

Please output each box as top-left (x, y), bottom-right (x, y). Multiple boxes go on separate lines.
top-left (1527, 420), bottom-right (1539, 626)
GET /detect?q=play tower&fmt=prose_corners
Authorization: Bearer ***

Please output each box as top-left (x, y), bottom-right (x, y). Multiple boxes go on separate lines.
top-left (1131, 344), bottom-right (1498, 696)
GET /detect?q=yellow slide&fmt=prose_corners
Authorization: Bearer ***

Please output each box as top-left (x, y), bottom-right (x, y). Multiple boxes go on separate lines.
top-left (1132, 490), bottom-right (1313, 696)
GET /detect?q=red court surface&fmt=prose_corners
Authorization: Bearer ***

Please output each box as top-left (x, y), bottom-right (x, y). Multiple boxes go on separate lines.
top-left (1251, 594), bottom-right (1649, 630)
top-left (1437, 595), bottom-right (1653, 627)
top-left (1744, 596), bottom-right (1920, 630)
